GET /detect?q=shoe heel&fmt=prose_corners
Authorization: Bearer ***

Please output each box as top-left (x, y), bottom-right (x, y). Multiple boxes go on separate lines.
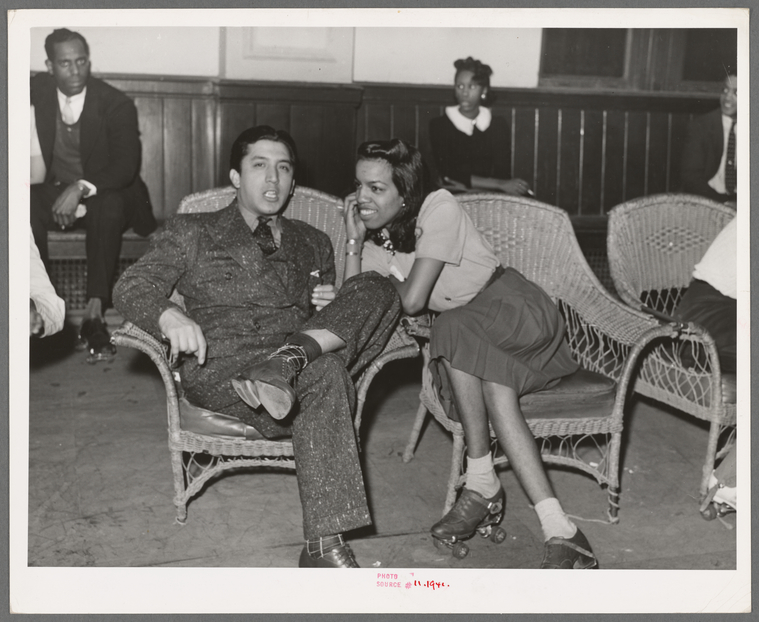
top-left (255, 381), bottom-right (295, 420)
top-left (232, 378), bottom-right (261, 409)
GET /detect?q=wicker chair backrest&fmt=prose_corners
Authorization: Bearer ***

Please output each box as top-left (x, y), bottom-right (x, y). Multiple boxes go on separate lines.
top-left (607, 193), bottom-right (735, 314)
top-left (457, 193), bottom-right (614, 327)
top-left (176, 185), bottom-right (347, 287)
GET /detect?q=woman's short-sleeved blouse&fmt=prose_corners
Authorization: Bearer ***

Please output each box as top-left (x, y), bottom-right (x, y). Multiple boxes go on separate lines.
top-left (360, 189), bottom-right (499, 312)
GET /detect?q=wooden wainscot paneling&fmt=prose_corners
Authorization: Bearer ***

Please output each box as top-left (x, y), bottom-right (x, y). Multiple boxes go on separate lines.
top-left (216, 81), bottom-right (363, 198)
top-left (357, 84), bottom-right (720, 215)
top-left (105, 75), bottom-right (218, 223)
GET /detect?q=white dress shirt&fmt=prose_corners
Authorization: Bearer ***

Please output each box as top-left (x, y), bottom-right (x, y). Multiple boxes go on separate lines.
top-left (55, 87), bottom-right (97, 199)
top-left (30, 228), bottom-right (66, 336)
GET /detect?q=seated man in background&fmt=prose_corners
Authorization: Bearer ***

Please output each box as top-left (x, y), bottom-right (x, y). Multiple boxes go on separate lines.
top-left (114, 125), bottom-right (401, 568)
top-left (673, 216), bottom-right (737, 376)
top-left (30, 228), bottom-right (65, 338)
top-left (31, 28), bottom-right (156, 362)
top-left (681, 72), bottom-right (737, 205)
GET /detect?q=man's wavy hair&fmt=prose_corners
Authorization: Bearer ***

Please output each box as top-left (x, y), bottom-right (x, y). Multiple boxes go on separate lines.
top-left (45, 28), bottom-right (90, 60)
top-left (357, 139), bottom-right (430, 254)
top-left (454, 56), bottom-right (495, 107)
top-left (229, 125), bottom-right (298, 174)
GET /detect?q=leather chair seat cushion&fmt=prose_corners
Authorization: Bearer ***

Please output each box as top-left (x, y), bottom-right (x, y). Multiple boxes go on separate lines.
top-left (521, 367), bottom-right (617, 420)
top-left (179, 397), bottom-right (265, 440)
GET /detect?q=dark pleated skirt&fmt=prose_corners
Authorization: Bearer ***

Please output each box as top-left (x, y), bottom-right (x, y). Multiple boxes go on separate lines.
top-left (429, 267), bottom-right (579, 419)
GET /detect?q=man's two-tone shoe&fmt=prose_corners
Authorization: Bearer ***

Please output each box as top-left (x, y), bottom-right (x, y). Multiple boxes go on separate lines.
top-left (299, 541), bottom-right (359, 568)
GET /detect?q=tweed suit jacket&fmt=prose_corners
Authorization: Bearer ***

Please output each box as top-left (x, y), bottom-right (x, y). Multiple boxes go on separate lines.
top-left (113, 200), bottom-right (335, 364)
top-left (681, 108), bottom-right (731, 202)
top-left (31, 72), bottom-right (156, 236)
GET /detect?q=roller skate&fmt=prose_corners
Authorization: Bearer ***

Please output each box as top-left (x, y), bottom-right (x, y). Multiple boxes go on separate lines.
top-left (700, 446), bottom-right (736, 522)
top-left (430, 487), bottom-right (507, 559)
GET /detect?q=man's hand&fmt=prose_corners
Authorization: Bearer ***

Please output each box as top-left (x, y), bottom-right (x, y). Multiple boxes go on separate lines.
top-left (51, 182), bottom-right (85, 229)
top-left (30, 299), bottom-right (44, 337)
top-left (499, 178), bottom-right (531, 196)
top-left (158, 307), bottom-right (207, 365)
top-left (442, 176), bottom-right (468, 192)
top-left (311, 284), bottom-right (337, 312)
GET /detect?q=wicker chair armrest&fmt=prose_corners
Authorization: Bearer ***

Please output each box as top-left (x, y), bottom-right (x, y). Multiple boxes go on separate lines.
top-left (353, 322), bottom-right (421, 436)
top-left (635, 320), bottom-right (728, 410)
top-left (111, 321), bottom-right (179, 403)
top-left (610, 321), bottom-right (695, 415)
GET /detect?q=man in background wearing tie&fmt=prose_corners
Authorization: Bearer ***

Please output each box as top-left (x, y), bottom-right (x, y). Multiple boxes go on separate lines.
top-left (30, 28), bottom-right (156, 362)
top-left (681, 72), bottom-right (738, 206)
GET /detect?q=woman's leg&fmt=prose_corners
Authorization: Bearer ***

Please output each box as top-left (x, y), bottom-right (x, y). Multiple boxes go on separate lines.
top-left (482, 379), bottom-right (598, 568)
top-left (430, 361), bottom-right (505, 542)
top-left (481, 379), bottom-right (555, 504)
top-left (442, 359), bottom-right (490, 460)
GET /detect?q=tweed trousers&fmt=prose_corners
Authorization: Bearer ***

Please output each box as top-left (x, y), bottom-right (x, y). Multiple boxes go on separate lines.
top-left (182, 271), bottom-right (401, 539)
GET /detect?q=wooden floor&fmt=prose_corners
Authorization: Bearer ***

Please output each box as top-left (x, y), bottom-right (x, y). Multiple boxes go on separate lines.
top-left (18, 318), bottom-right (743, 613)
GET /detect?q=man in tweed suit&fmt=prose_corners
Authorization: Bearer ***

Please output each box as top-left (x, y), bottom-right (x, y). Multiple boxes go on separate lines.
top-left (114, 126), bottom-right (401, 568)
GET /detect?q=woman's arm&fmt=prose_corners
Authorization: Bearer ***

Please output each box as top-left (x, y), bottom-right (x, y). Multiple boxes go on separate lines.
top-left (391, 256), bottom-right (445, 315)
top-left (470, 174), bottom-right (530, 196)
top-left (341, 192), bottom-right (367, 281)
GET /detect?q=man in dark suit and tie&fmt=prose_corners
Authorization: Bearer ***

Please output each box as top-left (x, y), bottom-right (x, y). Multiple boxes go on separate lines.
top-left (681, 72), bottom-right (737, 205)
top-left (114, 126), bottom-right (402, 568)
top-left (31, 28), bottom-right (156, 361)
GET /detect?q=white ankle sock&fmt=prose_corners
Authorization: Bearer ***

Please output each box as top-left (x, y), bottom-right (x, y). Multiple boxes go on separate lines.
top-left (534, 497), bottom-right (577, 541)
top-left (464, 453), bottom-right (501, 498)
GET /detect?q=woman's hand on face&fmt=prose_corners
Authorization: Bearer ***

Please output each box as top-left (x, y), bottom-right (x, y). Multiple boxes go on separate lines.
top-left (341, 192), bottom-right (367, 242)
top-left (500, 178), bottom-right (531, 196)
top-left (311, 284), bottom-right (337, 312)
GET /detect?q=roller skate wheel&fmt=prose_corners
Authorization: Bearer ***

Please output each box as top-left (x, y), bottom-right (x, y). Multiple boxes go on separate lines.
top-left (478, 524), bottom-right (493, 538)
top-left (452, 541), bottom-right (469, 559)
top-left (490, 526), bottom-right (507, 544)
top-left (432, 537), bottom-right (446, 550)
top-left (700, 505), bottom-right (717, 521)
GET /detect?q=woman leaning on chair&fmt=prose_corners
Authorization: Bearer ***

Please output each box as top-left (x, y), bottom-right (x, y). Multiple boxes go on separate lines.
top-left (429, 56), bottom-right (530, 196)
top-left (341, 138), bottom-right (598, 569)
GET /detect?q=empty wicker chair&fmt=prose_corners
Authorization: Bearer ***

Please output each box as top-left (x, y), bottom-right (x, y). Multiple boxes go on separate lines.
top-left (607, 193), bottom-right (737, 505)
top-left (402, 193), bottom-right (660, 523)
top-left (112, 186), bottom-right (419, 524)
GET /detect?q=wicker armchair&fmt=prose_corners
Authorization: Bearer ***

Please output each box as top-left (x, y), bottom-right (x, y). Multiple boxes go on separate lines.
top-left (402, 193), bottom-right (660, 523)
top-left (112, 186), bottom-right (419, 524)
top-left (607, 193), bottom-right (737, 502)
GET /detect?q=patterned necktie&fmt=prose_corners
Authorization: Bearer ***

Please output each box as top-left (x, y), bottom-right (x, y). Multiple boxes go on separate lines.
top-left (62, 97), bottom-right (75, 125)
top-left (252, 216), bottom-right (277, 256)
top-left (725, 118), bottom-right (736, 196)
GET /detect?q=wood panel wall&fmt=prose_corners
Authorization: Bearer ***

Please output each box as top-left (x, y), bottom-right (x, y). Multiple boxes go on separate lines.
top-left (357, 85), bottom-right (720, 214)
top-left (98, 74), bottom-right (720, 223)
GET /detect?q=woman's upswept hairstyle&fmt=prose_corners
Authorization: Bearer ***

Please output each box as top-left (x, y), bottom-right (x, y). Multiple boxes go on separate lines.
top-left (357, 139), bottom-right (430, 254)
top-left (454, 56), bottom-right (495, 107)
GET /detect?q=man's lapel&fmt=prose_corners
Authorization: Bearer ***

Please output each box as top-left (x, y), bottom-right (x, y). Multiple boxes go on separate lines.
top-left (205, 202), bottom-right (286, 297)
top-left (280, 217), bottom-right (318, 296)
top-left (78, 81), bottom-right (104, 166)
top-left (36, 78), bottom-right (57, 170)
